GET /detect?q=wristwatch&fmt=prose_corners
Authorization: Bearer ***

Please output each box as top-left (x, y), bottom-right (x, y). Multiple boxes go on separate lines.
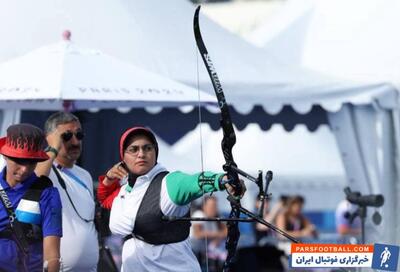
top-left (44, 146), bottom-right (59, 157)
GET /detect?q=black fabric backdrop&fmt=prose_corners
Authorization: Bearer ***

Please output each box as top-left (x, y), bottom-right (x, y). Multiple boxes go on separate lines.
top-left (21, 105), bottom-right (327, 178)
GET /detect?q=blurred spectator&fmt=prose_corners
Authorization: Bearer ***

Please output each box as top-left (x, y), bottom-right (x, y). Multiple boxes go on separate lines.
top-left (335, 199), bottom-right (361, 242)
top-left (190, 196), bottom-right (227, 272)
top-left (276, 195), bottom-right (317, 240)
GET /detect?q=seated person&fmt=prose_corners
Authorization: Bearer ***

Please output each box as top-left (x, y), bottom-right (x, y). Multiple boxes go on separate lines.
top-left (276, 195), bottom-right (317, 240)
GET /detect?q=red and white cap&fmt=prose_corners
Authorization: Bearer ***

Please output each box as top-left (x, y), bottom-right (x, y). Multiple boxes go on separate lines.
top-left (0, 123), bottom-right (49, 161)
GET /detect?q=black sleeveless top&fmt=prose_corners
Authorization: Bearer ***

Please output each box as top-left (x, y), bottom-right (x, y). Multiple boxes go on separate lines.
top-left (127, 171), bottom-right (191, 245)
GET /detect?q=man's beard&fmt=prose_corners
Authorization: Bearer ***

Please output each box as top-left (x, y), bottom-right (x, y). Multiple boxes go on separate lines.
top-left (66, 145), bottom-right (81, 161)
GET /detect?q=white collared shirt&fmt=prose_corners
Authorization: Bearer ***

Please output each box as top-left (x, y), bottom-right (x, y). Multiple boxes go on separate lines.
top-left (49, 164), bottom-right (98, 272)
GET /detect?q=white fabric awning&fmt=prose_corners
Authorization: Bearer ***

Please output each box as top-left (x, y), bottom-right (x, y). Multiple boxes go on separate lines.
top-left (213, 77), bottom-right (398, 114)
top-left (1, 0), bottom-right (395, 113)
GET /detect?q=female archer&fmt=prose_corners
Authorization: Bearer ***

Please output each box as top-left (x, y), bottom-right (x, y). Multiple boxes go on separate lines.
top-left (97, 126), bottom-right (245, 272)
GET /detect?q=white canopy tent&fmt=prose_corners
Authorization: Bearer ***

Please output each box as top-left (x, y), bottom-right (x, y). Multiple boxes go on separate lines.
top-left (172, 123), bottom-right (346, 212)
top-left (249, 0), bottom-right (400, 244)
top-left (0, 38), bottom-right (216, 110)
top-left (173, 124), bottom-right (344, 177)
top-left (0, 0), bottom-right (388, 112)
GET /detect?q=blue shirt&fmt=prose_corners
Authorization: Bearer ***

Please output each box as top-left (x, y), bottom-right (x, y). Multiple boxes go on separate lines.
top-left (0, 167), bottom-right (62, 272)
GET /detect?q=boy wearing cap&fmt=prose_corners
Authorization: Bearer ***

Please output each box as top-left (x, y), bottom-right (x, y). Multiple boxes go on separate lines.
top-left (97, 126), bottom-right (245, 272)
top-left (0, 123), bottom-right (62, 272)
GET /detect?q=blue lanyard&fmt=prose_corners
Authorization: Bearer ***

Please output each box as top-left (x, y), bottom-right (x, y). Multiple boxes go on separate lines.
top-left (57, 166), bottom-right (92, 196)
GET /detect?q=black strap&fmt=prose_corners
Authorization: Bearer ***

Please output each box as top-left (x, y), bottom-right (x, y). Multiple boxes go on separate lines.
top-left (52, 165), bottom-right (94, 223)
top-left (0, 186), bottom-right (16, 219)
top-left (123, 233), bottom-right (155, 244)
top-left (123, 234), bottom-right (133, 242)
top-left (0, 184), bottom-right (30, 256)
top-left (0, 229), bottom-right (13, 239)
top-left (122, 233), bottom-right (149, 244)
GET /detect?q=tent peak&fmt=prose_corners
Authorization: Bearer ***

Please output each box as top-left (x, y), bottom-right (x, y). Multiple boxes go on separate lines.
top-left (62, 30), bottom-right (71, 41)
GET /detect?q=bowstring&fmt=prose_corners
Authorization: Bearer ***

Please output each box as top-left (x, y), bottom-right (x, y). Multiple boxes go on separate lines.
top-left (196, 42), bottom-right (209, 272)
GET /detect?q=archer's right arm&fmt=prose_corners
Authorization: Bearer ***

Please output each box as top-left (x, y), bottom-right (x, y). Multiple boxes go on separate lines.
top-left (97, 176), bottom-right (122, 210)
top-left (97, 162), bottom-right (128, 209)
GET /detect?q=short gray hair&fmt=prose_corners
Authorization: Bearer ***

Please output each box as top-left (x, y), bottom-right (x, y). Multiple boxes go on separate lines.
top-left (44, 112), bottom-right (80, 134)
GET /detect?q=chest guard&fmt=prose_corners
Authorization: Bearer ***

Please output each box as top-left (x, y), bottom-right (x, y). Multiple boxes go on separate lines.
top-left (132, 171), bottom-right (191, 245)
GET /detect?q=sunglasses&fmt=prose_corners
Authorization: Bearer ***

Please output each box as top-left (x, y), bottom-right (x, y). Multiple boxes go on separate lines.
top-left (61, 131), bottom-right (85, 142)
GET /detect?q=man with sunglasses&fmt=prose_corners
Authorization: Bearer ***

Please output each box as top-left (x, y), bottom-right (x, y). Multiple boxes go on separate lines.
top-left (35, 112), bottom-right (98, 272)
top-left (0, 123), bottom-right (62, 272)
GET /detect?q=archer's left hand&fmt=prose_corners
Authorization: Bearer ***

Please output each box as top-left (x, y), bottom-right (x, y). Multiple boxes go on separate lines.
top-left (223, 176), bottom-right (246, 198)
